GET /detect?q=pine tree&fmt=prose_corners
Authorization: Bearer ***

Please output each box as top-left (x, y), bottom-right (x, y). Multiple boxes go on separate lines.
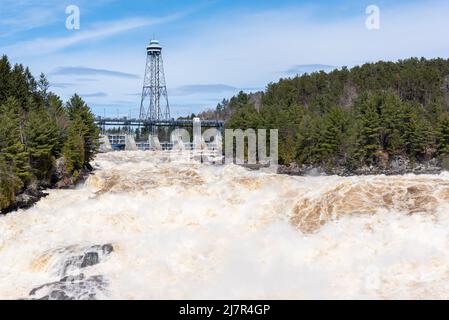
top-left (66, 94), bottom-right (99, 165)
top-left (296, 114), bottom-right (324, 164)
top-left (0, 97), bottom-right (30, 183)
top-left (36, 73), bottom-right (50, 105)
top-left (0, 55), bottom-right (12, 105)
top-left (37, 73), bottom-right (49, 97)
top-left (318, 106), bottom-right (349, 164)
top-left (437, 113), bottom-right (449, 156)
top-left (412, 117), bottom-right (435, 159)
top-left (0, 156), bottom-right (22, 210)
top-left (25, 107), bottom-right (59, 181)
top-left (63, 115), bottom-right (85, 177)
top-left (377, 91), bottom-right (405, 155)
top-left (10, 64), bottom-right (31, 109)
top-left (0, 57), bottom-right (100, 210)
top-left (355, 94), bottom-right (382, 165)
top-left (47, 93), bottom-right (68, 157)
top-left (436, 112), bottom-right (449, 169)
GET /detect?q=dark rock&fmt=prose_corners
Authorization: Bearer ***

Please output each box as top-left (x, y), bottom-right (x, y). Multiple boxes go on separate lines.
top-left (84, 162), bottom-right (94, 172)
top-left (102, 244), bottom-right (114, 255)
top-left (81, 252), bottom-right (99, 268)
top-left (29, 274), bottom-right (108, 300)
top-left (47, 290), bottom-right (72, 300)
top-left (277, 158), bottom-right (443, 177)
top-left (51, 157), bottom-right (66, 185)
top-left (2, 156), bottom-right (96, 215)
top-left (54, 244), bottom-right (114, 276)
top-left (53, 156), bottom-right (94, 189)
top-left (60, 274), bottom-right (85, 282)
top-left (1, 188), bottom-right (48, 214)
top-left (25, 244), bottom-right (113, 300)
top-left (15, 189), bottom-right (48, 209)
top-left (390, 156), bottom-right (408, 172)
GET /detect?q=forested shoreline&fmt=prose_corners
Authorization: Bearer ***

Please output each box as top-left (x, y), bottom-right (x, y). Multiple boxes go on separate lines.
top-left (3, 56), bottom-right (449, 212)
top-left (201, 57), bottom-right (449, 175)
top-left (0, 55), bottom-right (99, 213)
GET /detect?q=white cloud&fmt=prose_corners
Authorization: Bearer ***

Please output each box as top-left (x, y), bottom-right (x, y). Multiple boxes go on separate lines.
top-left (6, 1), bottom-right (449, 116)
top-left (170, 84), bottom-right (239, 96)
top-left (2, 13), bottom-right (185, 57)
top-left (50, 66), bottom-right (139, 79)
top-left (0, 0), bottom-right (112, 37)
top-left (161, 1), bottom-right (449, 90)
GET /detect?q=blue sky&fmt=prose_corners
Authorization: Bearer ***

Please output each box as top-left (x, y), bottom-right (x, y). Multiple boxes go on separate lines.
top-left (0, 0), bottom-right (447, 118)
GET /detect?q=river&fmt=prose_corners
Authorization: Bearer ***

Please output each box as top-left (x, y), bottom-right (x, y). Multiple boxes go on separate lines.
top-left (1, 151), bottom-right (449, 299)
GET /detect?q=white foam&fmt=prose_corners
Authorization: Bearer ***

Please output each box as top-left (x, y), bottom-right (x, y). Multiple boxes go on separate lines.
top-left (1, 151), bottom-right (449, 299)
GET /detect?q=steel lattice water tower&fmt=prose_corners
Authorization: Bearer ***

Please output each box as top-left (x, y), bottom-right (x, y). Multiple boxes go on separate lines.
top-left (139, 39), bottom-right (170, 120)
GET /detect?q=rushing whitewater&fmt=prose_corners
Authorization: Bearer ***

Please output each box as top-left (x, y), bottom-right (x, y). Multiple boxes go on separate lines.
top-left (2, 151), bottom-right (449, 299)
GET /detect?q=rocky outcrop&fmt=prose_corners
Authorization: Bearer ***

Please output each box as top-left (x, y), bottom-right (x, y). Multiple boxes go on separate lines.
top-left (29, 274), bottom-right (108, 300)
top-left (1, 188), bottom-right (48, 214)
top-left (52, 157), bottom-right (93, 189)
top-left (51, 157), bottom-right (66, 185)
top-left (55, 244), bottom-right (114, 277)
top-left (1, 156), bottom-right (94, 215)
top-left (278, 157), bottom-right (443, 177)
top-left (27, 244), bottom-right (114, 300)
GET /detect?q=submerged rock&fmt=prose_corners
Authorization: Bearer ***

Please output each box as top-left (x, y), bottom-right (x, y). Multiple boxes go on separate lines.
top-left (29, 274), bottom-right (108, 300)
top-left (80, 252), bottom-right (99, 268)
top-left (54, 244), bottom-right (114, 276)
top-left (27, 244), bottom-right (114, 300)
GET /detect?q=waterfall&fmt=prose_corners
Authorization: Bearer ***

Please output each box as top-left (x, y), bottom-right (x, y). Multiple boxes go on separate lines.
top-left (1, 151), bottom-right (449, 299)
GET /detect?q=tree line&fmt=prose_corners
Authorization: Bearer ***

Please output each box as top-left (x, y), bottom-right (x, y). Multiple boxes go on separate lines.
top-left (0, 55), bottom-right (99, 211)
top-left (204, 58), bottom-right (449, 170)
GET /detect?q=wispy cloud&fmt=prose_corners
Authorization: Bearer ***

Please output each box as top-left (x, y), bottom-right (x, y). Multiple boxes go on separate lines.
top-left (49, 82), bottom-right (76, 89)
top-left (170, 84), bottom-right (239, 96)
top-left (7, 0), bottom-right (449, 118)
top-left (3, 12), bottom-right (186, 57)
top-left (75, 78), bottom-right (99, 82)
top-left (51, 66), bottom-right (139, 79)
top-left (80, 92), bottom-right (107, 98)
top-left (165, 0), bottom-right (449, 89)
top-left (0, 0), bottom-right (113, 37)
top-left (0, 0), bottom-right (63, 37)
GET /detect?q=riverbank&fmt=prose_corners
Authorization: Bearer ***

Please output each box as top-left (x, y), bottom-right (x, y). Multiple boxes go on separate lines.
top-left (278, 157), bottom-right (443, 176)
top-left (0, 159), bottom-right (93, 215)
